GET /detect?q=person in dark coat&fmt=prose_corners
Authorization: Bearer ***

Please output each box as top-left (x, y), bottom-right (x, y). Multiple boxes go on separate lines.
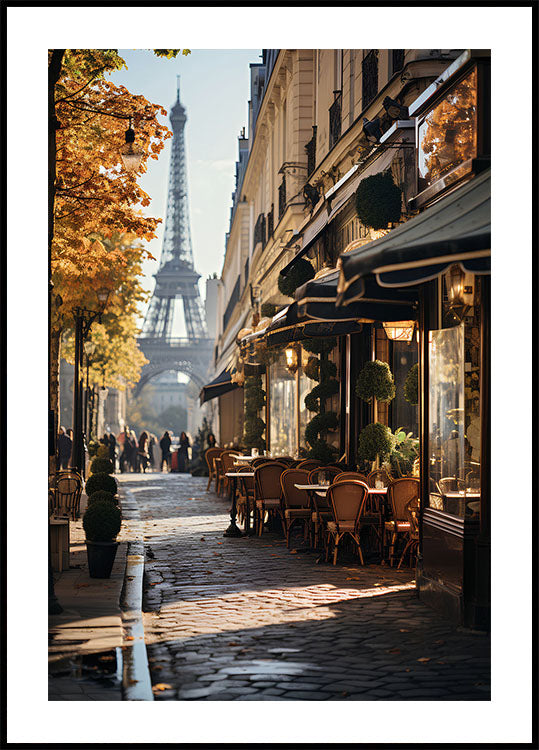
top-left (138, 431), bottom-right (149, 473)
top-left (160, 431), bottom-right (172, 472)
top-left (129, 431), bottom-right (138, 472)
top-left (148, 434), bottom-right (156, 471)
top-left (207, 432), bottom-right (217, 449)
top-left (177, 431), bottom-right (190, 473)
top-left (56, 427), bottom-right (72, 470)
top-left (108, 433), bottom-right (117, 471)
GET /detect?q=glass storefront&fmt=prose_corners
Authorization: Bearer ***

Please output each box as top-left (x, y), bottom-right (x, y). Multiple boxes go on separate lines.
top-left (269, 353), bottom-right (297, 456)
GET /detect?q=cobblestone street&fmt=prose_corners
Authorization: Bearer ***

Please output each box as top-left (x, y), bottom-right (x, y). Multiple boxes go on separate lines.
top-left (119, 473), bottom-right (490, 701)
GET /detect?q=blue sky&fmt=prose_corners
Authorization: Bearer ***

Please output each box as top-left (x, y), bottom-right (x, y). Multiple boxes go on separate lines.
top-left (110, 49), bottom-right (261, 311)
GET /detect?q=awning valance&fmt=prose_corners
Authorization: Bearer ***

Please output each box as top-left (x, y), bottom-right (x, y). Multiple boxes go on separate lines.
top-left (265, 304), bottom-right (363, 347)
top-left (199, 368), bottom-right (240, 405)
top-left (337, 169), bottom-right (491, 304)
top-left (295, 270), bottom-right (419, 322)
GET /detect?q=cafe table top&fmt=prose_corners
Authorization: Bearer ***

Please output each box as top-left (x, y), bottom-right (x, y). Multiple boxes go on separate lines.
top-left (295, 484), bottom-right (388, 494)
top-left (226, 471), bottom-right (255, 478)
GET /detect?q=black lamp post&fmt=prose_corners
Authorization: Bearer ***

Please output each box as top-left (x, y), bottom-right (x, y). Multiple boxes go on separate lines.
top-left (83, 340), bottom-right (96, 437)
top-left (72, 288), bottom-right (110, 476)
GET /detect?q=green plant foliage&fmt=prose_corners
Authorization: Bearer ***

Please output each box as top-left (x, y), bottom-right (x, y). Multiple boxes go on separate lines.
top-left (87, 489), bottom-right (117, 505)
top-left (356, 360), bottom-right (396, 403)
top-left (387, 427), bottom-right (419, 476)
top-left (243, 374), bottom-right (266, 450)
top-left (304, 379), bottom-right (340, 412)
top-left (357, 422), bottom-right (394, 463)
top-left (305, 412), bottom-right (339, 447)
top-left (85, 472), bottom-right (118, 497)
top-left (277, 258), bottom-right (315, 298)
top-left (190, 417), bottom-right (213, 476)
top-left (303, 356), bottom-right (337, 382)
top-left (88, 440), bottom-right (100, 457)
top-left (90, 457), bottom-right (114, 475)
top-left (404, 363), bottom-right (419, 405)
top-left (302, 337), bottom-right (337, 355)
top-left (96, 444), bottom-right (109, 459)
top-left (355, 171), bottom-right (402, 230)
top-left (83, 499), bottom-right (122, 542)
top-left (307, 440), bottom-right (339, 463)
top-left (260, 302), bottom-right (277, 319)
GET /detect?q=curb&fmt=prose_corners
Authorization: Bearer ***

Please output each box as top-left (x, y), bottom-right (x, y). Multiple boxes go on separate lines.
top-left (120, 489), bottom-right (154, 701)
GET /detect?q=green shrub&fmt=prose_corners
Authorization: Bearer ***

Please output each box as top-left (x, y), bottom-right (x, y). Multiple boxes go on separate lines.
top-left (96, 444), bottom-right (109, 459)
top-left (87, 490), bottom-right (117, 506)
top-left (83, 500), bottom-right (122, 542)
top-left (404, 363), bottom-right (419, 405)
top-left (277, 258), bottom-right (315, 298)
top-left (357, 423), bottom-right (394, 463)
top-left (305, 412), bottom-right (339, 447)
top-left (260, 302), bottom-right (277, 318)
top-left (85, 472), bottom-right (118, 497)
top-left (356, 360), bottom-right (395, 403)
top-left (90, 457), bottom-right (114, 475)
top-left (302, 336), bottom-right (337, 355)
top-left (355, 171), bottom-right (402, 229)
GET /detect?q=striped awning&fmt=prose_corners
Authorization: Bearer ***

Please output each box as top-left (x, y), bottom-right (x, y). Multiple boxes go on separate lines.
top-left (337, 169), bottom-right (491, 305)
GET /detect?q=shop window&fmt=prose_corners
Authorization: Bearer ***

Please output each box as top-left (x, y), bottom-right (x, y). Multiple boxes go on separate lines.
top-left (391, 340), bottom-right (418, 437)
top-left (269, 352), bottom-right (297, 456)
top-left (418, 66), bottom-right (478, 193)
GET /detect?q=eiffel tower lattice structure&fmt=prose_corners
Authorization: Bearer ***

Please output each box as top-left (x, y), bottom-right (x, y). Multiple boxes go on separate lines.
top-left (136, 81), bottom-right (213, 395)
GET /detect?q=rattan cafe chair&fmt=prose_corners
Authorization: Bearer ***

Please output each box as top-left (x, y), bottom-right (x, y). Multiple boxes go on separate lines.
top-left (280, 469), bottom-right (311, 547)
top-left (397, 496), bottom-right (420, 570)
top-left (52, 470), bottom-right (83, 520)
top-left (296, 459), bottom-right (322, 473)
top-left (385, 478), bottom-right (420, 566)
top-left (205, 447), bottom-right (223, 491)
top-left (254, 462), bottom-right (287, 536)
top-left (325, 480), bottom-right (370, 566)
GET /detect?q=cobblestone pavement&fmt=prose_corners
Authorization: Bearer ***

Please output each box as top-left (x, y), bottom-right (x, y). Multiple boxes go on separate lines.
top-left (119, 473), bottom-right (490, 701)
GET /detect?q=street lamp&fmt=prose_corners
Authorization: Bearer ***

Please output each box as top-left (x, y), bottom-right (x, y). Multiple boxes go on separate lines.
top-left (120, 117), bottom-right (144, 172)
top-left (83, 340), bottom-right (96, 438)
top-left (72, 287), bottom-right (110, 476)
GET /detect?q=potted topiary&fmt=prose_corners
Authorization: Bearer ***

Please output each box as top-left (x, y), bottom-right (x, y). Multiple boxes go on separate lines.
top-left (87, 489), bottom-right (118, 506)
top-left (83, 499), bottom-right (122, 578)
top-left (357, 422), bottom-right (394, 472)
top-left (355, 171), bottom-right (402, 230)
top-left (403, 363), bottom-right (419, 405)
top-left (85, 472), bottom-right (118, 497)
top-left (89, 457), bottom-right (114, 475)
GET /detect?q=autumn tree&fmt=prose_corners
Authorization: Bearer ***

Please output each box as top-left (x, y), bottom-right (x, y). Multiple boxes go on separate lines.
top-left (49, 48), bottom-right (189, 428)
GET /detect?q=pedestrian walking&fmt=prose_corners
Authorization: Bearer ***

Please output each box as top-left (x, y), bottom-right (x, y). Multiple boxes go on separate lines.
top-left (159, 431), bottom-right (172, 472)
top-left (118, 426), bottom-right (128, 473)
top-left (66, 428), bottom-right (74, 466)
top-left (138, 431), bottom-right (150, 473)
top-left (177, 431), bottom-right (190, 473)
top-left (56, 426), bottom-right (72, 470)
top-left (148, 434), bottom-right (156, 471)
top-left (129, 431), bottom-right (138, 472)
top-left (108, 433), bottom-right (117, 472)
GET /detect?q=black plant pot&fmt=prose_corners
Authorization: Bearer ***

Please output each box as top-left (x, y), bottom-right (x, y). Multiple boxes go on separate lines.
top-left (86, 540), bottom-right (119, 579)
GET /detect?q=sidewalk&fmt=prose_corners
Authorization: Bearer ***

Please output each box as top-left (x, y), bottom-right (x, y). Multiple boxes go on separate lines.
top-left (48, 491), bottom-right (131, 701)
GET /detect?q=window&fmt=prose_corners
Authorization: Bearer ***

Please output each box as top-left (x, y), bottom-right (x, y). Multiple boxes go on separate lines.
top-left (329, 92), bottom-right (342, 149)
top-left (418, 66), bottom-right (478, 191)
top-left (362, 50), bottom-right (378, 109)
top-left (391, 49), bottom-right (405, 75)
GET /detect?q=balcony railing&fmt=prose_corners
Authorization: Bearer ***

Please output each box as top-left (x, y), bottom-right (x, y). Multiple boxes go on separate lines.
top-left (362, 49), bottom-right (379, 109)
top-left (278, 176), bottom-right (286, 220)
top-left (223, 276), bottom-right (241, 330)
top-left (253, 213), bottom-right (266, 248)
top-left (305, 125), bottom-right (317, 176)
top-left (329, 92), bottom-right (342, 150)
top-left (267, 204), bottom-right (274, 238)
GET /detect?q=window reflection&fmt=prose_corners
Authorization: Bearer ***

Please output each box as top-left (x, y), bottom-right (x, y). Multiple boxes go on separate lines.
top-left (269, 352), bottom-right (297, 456)
top-left (418, 67), bottom-right (477, 188)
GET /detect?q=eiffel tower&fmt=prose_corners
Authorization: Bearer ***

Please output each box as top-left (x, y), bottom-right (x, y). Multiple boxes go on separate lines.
top-left (136, 80), bottom-right (213, 394)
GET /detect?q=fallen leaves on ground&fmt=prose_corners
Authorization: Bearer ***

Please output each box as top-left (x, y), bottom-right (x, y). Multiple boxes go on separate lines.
top-left (205, 570), bottom-right (214, 574)
top-left (127, 678), bottom-right (138, 685)
top-left (341, 691), bottom-right (349, 697)
top-left (289, 550), bottom-right (298, 554)
top-left (417, 657), bottom-right (431, 663)
top-left (399, 628), bottom-right (410, 633)
top-left (152, 683), bottom-right (173, 692)
top-left (153, 665), bottom-right (163, 671)
top-left (433, 639), bottom-right (445, 645)
top-left (346, 577), bottom-right (361, 581)
top-left (75, 583), bottom-right (89, 589)
top-left (200, 537), bottom-right (206, 541)
top-left (125, 636), bottom-right (135, 641)
top-left (98, 655), bottom-right (115, 661)
top-left (387, 649), bottom-right (401, 654)
top-left (228, 642), bottom-right (240, 646)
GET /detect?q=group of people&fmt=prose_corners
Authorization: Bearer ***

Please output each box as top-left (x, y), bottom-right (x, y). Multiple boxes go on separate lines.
top-left (56, 425), bottom-right (218, 475)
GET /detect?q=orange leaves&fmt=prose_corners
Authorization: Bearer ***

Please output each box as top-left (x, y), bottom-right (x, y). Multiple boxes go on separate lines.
top-left (152, 683), bottom-right (173, 692)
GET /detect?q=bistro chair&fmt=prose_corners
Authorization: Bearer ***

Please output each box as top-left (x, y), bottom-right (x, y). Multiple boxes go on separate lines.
top-left (437, 476), bottom-right (466, 494)
top-left (205, 447), bottom-right (223, 491)
top-left (308, 466), bottom-right (345, 486)
top-left (397, 497), bottom-right (420, 570)
top-left (325, 480), bottom-right (370, 566)
top-left (306, 470), bottom-right (336, 549)
top-left (296, 459), bottom-right (322, 473)
top-left (254, 462), bottom-right (287, 536)
top-left (367, 468), bottom-right (392, 488)
top-left (273, 456), bottom-right (296, 466)
top-left (236, 465), bottom-right (255, 527)
top-left (218, 450), bottom-right (241, 496)
top-left (280, 469), bottom-right (311, 547)
top-left (385, 478), bottom-right (420, 566)
top-left (334, 471), bottom-right (369, 483)
top-left (50, 470), bottom-right (83, 520)
top-left (252, 457), bottom-right (271, 468)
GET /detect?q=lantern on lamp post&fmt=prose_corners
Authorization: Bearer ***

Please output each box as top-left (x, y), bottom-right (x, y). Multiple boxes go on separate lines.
top-left (382, 320), bottom-right (416, 343)
top-left (120, 117), bottom-right (144, 173)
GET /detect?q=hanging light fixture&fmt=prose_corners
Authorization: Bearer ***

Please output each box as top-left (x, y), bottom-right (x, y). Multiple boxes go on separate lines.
top-left (382, 320), bottom-right (416, 342)
top-left (120, 117), bottom-right (144, 172)
top-left (285, 345), bottom-right (299, 374)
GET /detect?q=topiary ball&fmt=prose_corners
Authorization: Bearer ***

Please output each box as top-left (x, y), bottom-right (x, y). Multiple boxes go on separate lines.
top-left (260, 302), bottom-right (277, 318)
top-left (404, 363), bottom-right (419, 405)
top-left (356, 360), bottom-right (396, 403)
top-left (355, 171), bottom-right (402, 230)
top-left (87, 490), bottom-right (117, 506)
top-left (90, 457), bottom-right (114, 475)
top-left (302, 336), bottom-right (337, 355)
top-left (85, 472), bottom-right (118, 497)
top-left (357, 423), bottom-right (394, 463)
top-left (277, 258), bottom-right (315, 298)
top-left (83, 500), bottom-right (122, 542)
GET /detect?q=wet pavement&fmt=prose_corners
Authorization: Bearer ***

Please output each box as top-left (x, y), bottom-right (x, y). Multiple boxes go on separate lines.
top-left (120, 472), bottom-right (490, 701)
